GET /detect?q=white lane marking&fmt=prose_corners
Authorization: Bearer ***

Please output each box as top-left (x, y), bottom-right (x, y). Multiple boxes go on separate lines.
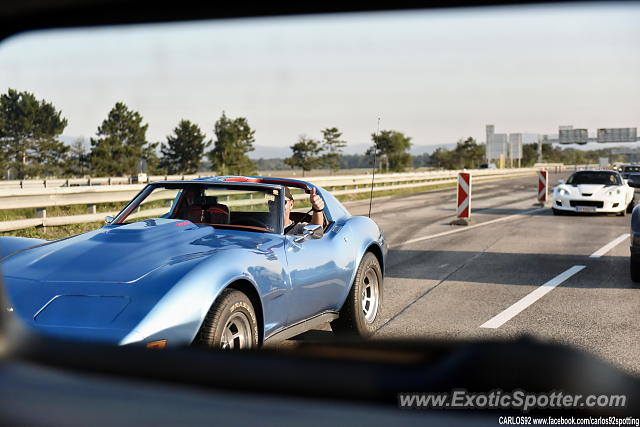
top-left (389, 207), bottom-right (546, 249)
top-left (589, 234), bottom-right (630, 258)
top-left (479, 265), bottom-right (586, 329)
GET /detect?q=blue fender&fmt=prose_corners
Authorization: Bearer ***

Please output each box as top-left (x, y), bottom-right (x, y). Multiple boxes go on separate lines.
top-left (120, 243), bottom-right (289, 346)
top-left (0, 236), bottom-right (48, 260)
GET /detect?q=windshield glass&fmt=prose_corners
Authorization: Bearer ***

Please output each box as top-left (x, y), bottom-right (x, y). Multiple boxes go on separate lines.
top-left (622, 166), bottom-right (640, 173)
top-left (114, 184), bottom-right (282, 232)
top-left (566, 171), bottom-right (622, 186)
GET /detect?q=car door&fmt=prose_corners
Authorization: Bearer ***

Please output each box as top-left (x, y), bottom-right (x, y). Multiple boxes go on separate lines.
top-left (284, 222), bottom-right (355, 326)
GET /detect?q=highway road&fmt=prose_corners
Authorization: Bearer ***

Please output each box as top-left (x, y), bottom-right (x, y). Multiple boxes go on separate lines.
top-left (283, 171), bottom-right (640, 376)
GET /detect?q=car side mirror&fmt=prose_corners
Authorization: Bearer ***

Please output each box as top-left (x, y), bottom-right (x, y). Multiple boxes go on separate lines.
top-left (628, 176), bottom-right (640, 188)
top-left (294, 224), bottom-right (323, 243)
top-left (105, 216), bottom-right (114, 224)
top-left (557, 179), bottom-right (565, 185)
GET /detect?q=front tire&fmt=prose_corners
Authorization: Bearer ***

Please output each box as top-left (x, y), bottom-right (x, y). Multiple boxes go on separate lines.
top-left (552, 208), bottom-right (564, 216)
top-left (195, 289), bottom-right (259, 349)
top-left (627, 199), bottom-right (635, 214)
top-left (631, 254), bottom-right (640, 283)
top-left (331, 252), bottom-right (382, 337)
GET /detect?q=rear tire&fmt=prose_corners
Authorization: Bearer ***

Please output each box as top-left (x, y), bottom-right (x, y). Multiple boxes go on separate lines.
top-left (331, 252), bottom-right (382, 337)
top-left (195, 289), bottom-right (259, 349)
top-left (631, 254), bottom-right (640, 283)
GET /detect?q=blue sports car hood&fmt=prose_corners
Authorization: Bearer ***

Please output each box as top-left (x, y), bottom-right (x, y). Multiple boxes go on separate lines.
top-left (2, 218), bottom-right (269, 283)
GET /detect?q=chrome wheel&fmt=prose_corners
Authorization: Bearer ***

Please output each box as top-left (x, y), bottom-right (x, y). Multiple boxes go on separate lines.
top-left (221, 312), bottom-right (252, 349)
top-left (361, 266), bottom-right (380, 323)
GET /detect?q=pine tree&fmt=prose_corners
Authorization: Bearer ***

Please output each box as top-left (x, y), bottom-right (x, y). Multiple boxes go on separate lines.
top-left (66, 138), bottom-right (90, 176)
top-left (90, 102), bottom-right (155, 176)
top-left (0, 89), bottom-right (68, 178)
top-left (284, 135), bottom-right (323, 177)
top-left (160, 120), bottom-right (210, 174)
top-left (366, 130), bottom-right (412, 172)
top-left (207, 112), bottom-right (256, 175)
top-left (320, 127), bottom-right (347, 172)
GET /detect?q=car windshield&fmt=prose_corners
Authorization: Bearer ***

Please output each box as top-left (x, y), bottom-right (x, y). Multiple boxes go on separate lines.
top-left (622, 166), bottom-right (640, 173)
top-left (566, 171), bottom-right (621, 186)
top-left (113, 184), bottom-right (283, 233)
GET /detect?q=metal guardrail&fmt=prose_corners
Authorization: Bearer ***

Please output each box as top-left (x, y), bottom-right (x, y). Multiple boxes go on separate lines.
top-left (0, 168), bottom-right (557, 232)
top-left (0, 174), bottom-right (203, 190)
top-left (534, 163), bottom-right (598, 172)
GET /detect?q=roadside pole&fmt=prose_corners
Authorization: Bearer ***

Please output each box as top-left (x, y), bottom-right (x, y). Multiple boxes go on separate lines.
top-left (451, 172), bottom-right (471, 226)
top-left (533, 169), bottom-right (548, 207)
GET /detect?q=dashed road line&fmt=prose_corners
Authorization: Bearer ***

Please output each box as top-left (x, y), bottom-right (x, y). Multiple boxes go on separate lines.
top-left (389, 207), bottom-right (546, 249)
top-left (479, 265), bottom-right (586, 329)
top-left (589, 234), bottom-right (630, 258)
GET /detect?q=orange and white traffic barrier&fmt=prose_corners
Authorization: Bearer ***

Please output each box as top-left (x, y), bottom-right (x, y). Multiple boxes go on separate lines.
top-left (456, 172), bottom-right (472, 219)
top-left (537, 169), bottom-right (548, 203)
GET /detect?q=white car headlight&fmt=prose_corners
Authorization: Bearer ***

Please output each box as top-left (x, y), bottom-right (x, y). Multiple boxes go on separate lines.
top-left (607, 189), bottom-right (622, 197)
top-left (557, 188), bottom-right (570, 197)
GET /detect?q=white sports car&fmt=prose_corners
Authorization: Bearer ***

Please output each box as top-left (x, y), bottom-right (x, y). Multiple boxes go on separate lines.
top-left (552, 170), bottom-right (635, 216)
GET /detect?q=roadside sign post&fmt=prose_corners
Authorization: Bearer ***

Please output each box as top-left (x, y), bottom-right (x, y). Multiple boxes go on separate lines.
top-left (451, 172), bottom-right (471, 226)
top-left (534, 169), bottom-right (548, 207)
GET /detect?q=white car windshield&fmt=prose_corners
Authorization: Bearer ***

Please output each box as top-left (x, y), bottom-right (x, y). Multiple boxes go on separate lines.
top-left (566, 171), bottom-right (622, 186)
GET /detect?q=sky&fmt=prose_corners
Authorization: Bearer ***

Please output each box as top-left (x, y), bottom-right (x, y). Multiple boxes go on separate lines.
top-left (0, 2), bottom-right (639, 154)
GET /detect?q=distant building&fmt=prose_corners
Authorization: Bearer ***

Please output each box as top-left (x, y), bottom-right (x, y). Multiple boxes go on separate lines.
top-left (486, 125), bottom-right (539, 166)
top-left (486, 125), bottom-right (508, 161)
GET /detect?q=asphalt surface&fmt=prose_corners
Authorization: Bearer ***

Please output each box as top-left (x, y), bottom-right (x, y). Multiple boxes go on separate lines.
top-left (284, 171), bottom-right (640, 376)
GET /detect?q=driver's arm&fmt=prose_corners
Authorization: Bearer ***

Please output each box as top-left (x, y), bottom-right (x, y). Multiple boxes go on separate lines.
top-left (309, 187), bottom-right (325, 226)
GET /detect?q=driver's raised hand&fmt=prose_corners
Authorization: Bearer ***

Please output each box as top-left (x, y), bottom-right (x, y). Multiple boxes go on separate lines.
top-left (310, 187), bottom-right (324, 211)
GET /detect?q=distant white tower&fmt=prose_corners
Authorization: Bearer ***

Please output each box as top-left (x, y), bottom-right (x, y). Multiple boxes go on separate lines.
top-left (486, 125), bottom-right (495, 144)
top-left (486, 125), bottom-right (495, 162)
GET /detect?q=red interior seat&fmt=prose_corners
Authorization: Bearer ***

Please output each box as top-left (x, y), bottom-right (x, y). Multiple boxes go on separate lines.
top-left (207, 204), bottom-right (230, 224)
top-left (187, 204), bottom-right (205, 223)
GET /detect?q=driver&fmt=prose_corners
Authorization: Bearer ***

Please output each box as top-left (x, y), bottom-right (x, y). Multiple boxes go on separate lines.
top-left (284, 186), bottom-right (324, 235)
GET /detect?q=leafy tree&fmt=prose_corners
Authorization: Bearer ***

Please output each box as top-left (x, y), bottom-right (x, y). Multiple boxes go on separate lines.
top-left (207, 112), bottom-right (256, 175)
top-left (0, 88), bottom-right (68, 178)
top-left (142, 142), bottom-right (160, 174)
top-left (30, 137), bottom-right (70, 177)
top-left (431, 147), bottom-right (455, 169)
top-left (160, 120), bottom-right (210, 174)
top-left (66, 138), bottom-right (90, 176)
top-left (454, 137), bottom-right (484, 169)
top-left (284, 135), bottom-right (323, 176)
top-left (532, 144), bottom-right (624, 166)
top-left (521, 143), bottom-right (539, 167)
top-left (320, 127), bottom-right (347, 172)
top-left (90, 102), bottom-right (156, 176)
top-left (339, 154), bottom-right (373, 169)
top-left (431, 137), bottom-right (484, 169)
top-left (412, 153), bottom-right (432, 168)
top-left (366, 130), bottom-right (412, 172)
top-left (255, 158), bottom-right (288, 170)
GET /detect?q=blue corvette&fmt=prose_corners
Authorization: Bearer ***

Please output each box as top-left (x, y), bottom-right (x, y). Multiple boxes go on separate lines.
top-left (0, 177), bottom-right (386, 349)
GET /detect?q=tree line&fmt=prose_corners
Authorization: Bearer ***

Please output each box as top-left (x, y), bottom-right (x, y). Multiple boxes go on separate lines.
top-left (430, 138), bottom-right (626, 169)
top-left (0, 89), bottom-right (261, 179)
top-left (0, 89), bottom-right (419, 179)
top-left (1, 89), bottom-right (624, 179)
